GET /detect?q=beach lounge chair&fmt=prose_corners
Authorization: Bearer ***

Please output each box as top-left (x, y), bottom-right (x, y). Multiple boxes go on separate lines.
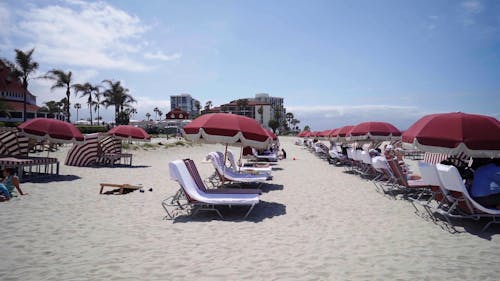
top-left (436, 164), bottom-right (500, 232)
top-left (386, 157), bottom-right (430, 195)
top-left (99, 183), bottom-right (142, 194)
top-left (225, 150), bottom-right (272, 175)
top-left (371, 156), bottom-right (398, 193)
top-left (162, 159), bottom-right (260, 219)
top-left (251, 148), bottom-right (278, 162)
top-left (207, 152), bottom-right (270, 186)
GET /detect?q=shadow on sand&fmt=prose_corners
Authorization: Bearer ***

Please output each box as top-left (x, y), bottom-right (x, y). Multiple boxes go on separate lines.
top-left (23, 174), bottom-right (81, 183)
top-left (411, 201), bottom-right (500, 240)
top-left (88, 165), bottom-right (151, 169)
top-left (172, 200), bottom-right (287, 223)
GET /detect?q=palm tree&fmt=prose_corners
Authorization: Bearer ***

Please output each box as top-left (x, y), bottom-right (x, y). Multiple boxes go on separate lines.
top-left (153, 107), bottom-right (159, 120)
top-left (236, 99), bottom-right (249, 117)
top-left (59, 97), bottom-right (69, 115)
top-left (2, 48), bottom-right (39, 121)
top-left (43, 69), bottom-right (73, 122)
top-left (257, 105), bottom-right (264, 125)
top-left (101, 79), bottom-right (136, 124)
top-left (145, 112), bottom-right (151, 121)
top-left (91, 86), bottom-right (102, 125)
top-left (291, 118), bottom-right (300, 131)
top-left (44, 100), bottom-right (62, 114)
top-left (158, 110), bottom-right (163, 120)
top-left (194, 100), bottom-right (201, 116)
top-left (73, 83), bottom-right (98, 125)
top-left (129, 108), bottom-right (137, 119)
top-left (204, 100), bottom-right (212, 110)
top-left (74, 103), bottom-right (81, 121)
top-left (285, 112), bottom-right (294, 130)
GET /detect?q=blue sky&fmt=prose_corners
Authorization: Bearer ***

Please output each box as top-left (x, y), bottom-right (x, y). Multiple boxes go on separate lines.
top-left (1, 0), bottom-right (499, 130)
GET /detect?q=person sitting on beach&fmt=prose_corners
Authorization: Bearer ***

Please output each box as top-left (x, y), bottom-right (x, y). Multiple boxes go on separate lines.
top-left (369, 149), bottom-right (380, 157)
top-left (0, 168), bottom-right (27, 201)
top-left (469, 163), bottom-right (500, 209)
top-left (388, 147), bottom-right (421, 180)
top-left (278, 148), bottom-right (287, 160)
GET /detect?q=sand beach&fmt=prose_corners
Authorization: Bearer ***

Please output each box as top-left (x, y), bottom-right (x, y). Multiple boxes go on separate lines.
top-left (0, 136), bottom-right (499, 280)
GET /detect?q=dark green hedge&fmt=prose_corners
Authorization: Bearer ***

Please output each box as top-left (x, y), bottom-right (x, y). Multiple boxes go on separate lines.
top-left (76, 125), bottom-right (108, 134)
top-left (0, 121), bottom-right (22, 127)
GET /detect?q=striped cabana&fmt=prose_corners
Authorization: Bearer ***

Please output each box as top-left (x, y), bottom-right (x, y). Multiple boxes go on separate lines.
top-left (65, 134), bottom-right (122, 167)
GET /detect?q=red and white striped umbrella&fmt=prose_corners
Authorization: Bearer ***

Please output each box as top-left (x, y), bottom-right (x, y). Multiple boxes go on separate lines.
top-left (18, 118), bottom-right (84, 144)
top-left (334, 125), bottom-right (354, 142)
top-left (107, 125), bottom-right (151, 142)
top-left (347, 121), bottom-right (401, 141)
top-left (402, 112), bottom-right (500, 158)
top-left (182, 113), bottom-right (271, 149)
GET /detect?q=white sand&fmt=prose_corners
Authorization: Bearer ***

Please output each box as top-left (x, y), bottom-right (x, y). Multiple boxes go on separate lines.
top-left (1, 136), bottom-right (499, 280)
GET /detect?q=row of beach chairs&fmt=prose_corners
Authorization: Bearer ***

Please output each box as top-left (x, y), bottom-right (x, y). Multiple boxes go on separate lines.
top-left (302, 140), bottom-right (500, 232)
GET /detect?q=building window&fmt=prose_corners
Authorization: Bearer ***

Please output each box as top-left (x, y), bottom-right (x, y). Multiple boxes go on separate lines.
top-left (10, 112), bottom-right (22, 118)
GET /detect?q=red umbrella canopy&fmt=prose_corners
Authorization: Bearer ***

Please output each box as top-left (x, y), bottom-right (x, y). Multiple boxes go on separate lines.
top-left (348, 121), bottom-right (401, 141)
top-left (18, 118), bottom-right (84, 143)
top-left (318, 130), bottom-right (332, 138)
top-left (182, 113), bottom-right (271, 149)
top-left (107, 125), bottom-right (151, 141)
top-left (402, 112), bottom-right (500, 158)
top-left (329, 128), bottom-right (339, 138)
top-left (266, 129), bottom-right (278, 141)
top-left (334, 125), bottom-right (354, 141)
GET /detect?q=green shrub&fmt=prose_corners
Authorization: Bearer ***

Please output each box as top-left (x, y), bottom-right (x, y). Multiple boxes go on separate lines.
top-left (0, 121), bottom-right (22, 127)
top-left (76, 125), bottom-right (108, 134)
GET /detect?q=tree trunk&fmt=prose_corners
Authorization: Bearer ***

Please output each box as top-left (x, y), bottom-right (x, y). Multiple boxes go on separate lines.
top-left (115, 106), bottom-right (119, 124)
top-left (66, 89), bottom-right (71, 122)
top-left (23, 78), bottom-right (28, 122)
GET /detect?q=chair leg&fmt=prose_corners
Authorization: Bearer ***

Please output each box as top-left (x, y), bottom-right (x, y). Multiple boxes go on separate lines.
top-left (243, 204), bottom-right (255, 219)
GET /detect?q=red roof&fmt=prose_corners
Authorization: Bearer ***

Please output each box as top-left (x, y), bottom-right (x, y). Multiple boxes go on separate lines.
top-left (5, 100), bottom-right (40, 112)
top-left (0, 61), bottom-right (35, 98)
top-left (165, 108), bottom-right (189, 119)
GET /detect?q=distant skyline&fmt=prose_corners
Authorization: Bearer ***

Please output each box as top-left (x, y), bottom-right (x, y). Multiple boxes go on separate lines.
top-left (1, 0), bottom-right (499, 130)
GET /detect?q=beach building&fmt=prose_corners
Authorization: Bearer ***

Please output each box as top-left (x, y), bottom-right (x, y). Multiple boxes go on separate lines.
top-left (0, 61), bottom-right (64, 123)
top-left (219, 100), bottom-right (272, 128)
top-left (163, 108), bottom-right (191, 134)
top-left (201, 93), bottom-right (286, 130)
top-left (170, 94), bottom-right (200, 118)
top-left (254, 93), bottom-right (286, 129)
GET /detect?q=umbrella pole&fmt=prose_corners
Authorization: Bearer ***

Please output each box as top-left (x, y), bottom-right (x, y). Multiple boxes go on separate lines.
top-left (223, 144), bottom-right (228, 182)
top-left (239, 147), bottom-right (243, 170)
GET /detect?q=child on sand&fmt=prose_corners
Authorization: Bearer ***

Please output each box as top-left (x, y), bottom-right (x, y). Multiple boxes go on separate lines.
top-left (0, 168), bottom-right (27, 201)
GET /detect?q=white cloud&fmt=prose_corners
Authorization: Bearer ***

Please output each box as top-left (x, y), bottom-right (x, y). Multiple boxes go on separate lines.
top-left (460, 1), bottom-right (483, 26)
top-left (462, 0), bottom-right (483, 14)
top-left (144, 51), bottom-right (182, 61)
top-left (14, 1), bottom-right (153, 71)
top-left (287, 104), bottom-right (428, 131)
top-left (132, 96), bottom-right (171, 119)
